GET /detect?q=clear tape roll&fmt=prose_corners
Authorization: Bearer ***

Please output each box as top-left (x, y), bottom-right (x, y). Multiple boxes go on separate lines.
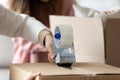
top-left (54, 25), bottom-right (73, 48)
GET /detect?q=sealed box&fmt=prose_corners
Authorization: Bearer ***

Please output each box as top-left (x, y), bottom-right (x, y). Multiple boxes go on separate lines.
top-left (10, 62), bottom-right (120, 80)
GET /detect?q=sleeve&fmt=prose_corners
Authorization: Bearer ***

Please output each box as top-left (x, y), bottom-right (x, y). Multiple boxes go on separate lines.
top-left (0, 4), bottom-right (47, 42)
top-left (72, 3), bottom-right (102, 18)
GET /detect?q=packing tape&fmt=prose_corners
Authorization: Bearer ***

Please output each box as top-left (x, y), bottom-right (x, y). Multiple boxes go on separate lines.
top-left (54, 25), bottom-right (73, 48)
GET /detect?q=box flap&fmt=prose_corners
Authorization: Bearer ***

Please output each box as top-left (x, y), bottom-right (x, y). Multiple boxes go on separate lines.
top-left (72, 62), bottom-right (120, 75)
top-left (50, 15), bottom-right (105, 63)
top-left (11, 63), bottom-right (82, 76)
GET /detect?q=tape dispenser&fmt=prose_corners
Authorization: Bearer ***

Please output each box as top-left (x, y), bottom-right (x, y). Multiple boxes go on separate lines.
top-left (52, 25), bottom-right (75, 67)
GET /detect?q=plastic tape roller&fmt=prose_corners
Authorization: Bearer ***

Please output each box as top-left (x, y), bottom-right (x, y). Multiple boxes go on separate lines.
top-left (52, 24), bottom-right (75, 67)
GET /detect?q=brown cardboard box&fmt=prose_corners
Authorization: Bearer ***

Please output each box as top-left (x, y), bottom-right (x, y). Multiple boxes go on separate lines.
top-left (50, 15), bottom-right (105, 63)
top-left (10, 63), bottom-right (85, 80)
top-left (105, 18), bottom-right (120, 67)
top-left (10, 63), bottom-right (120, 80)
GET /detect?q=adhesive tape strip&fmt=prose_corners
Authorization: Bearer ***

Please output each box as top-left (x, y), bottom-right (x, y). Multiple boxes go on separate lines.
top-left (54, 25), bottom-right (73, 48)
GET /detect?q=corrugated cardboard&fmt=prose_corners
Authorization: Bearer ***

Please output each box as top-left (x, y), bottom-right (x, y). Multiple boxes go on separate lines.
top-left (105, 18), bottom-right (120, 67)
top-left (50, 15), bottom-right (105, 63)
top-left (10, 63), bottom-right (120, 80)
top-left (10, 63), bottom-right (85, 80)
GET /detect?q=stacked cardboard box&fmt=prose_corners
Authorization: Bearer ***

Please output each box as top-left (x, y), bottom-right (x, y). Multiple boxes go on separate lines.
top-left (105, 18), bottom-right (120, 67)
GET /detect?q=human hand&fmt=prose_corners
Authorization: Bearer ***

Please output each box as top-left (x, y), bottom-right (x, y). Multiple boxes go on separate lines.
top-left (45, 34), bottom-right (55, 63)
top-left (24, 72), bottom-right (41, 80)
top-left (104, 8), bottom-right (120, 15)
top-left (104, 10), bottom-right (116, 15)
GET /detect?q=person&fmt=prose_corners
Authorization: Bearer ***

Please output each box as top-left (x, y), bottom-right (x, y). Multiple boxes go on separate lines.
top-left (0, 3), bottom-right (54, 80)
top-left (7, 0), bottom-right (75, 63)
top-left (7, 0), bottom-right (120, 64)
top-left (9, 0), bottom-right (120, 63)
top-left (73, 0), bottom-right (120, 26)
top-left (5, 0), bottom-right (119, 65)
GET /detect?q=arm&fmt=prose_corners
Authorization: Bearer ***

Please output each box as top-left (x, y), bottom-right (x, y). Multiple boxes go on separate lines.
top-left (0, 4), bottom-right (55, 62)
top-left (0, 4), bottom-right (47, 42)
top-left (73, 2), bottom-right (101, 18)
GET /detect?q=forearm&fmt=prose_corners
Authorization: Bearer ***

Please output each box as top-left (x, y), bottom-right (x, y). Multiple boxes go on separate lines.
top-left (38, 29), bottom-right (53, 46)
top-left (0, 4), bottom-right (50, 43)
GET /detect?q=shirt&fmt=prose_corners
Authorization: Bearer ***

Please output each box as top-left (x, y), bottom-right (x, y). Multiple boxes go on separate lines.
top-left (0, 4), bottom-right (47, 42)
top-left (75, 0), bottom-right (120, 12)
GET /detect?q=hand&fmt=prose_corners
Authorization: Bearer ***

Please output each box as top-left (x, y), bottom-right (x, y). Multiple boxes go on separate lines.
top-left (45, 34), bottom-right (55, 63)
top-left (104, 10), bottom-right (115, 15)
top-left (104, 9), bottom-right (119, 15)
top-left (24, 72), bottom-right (41, 80)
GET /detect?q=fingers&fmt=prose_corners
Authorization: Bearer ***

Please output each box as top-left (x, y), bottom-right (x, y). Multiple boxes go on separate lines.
top-left (48, 52), bottom-right (55, 63)
top-left (46, 40), bottom-right (55, 63)
top-left (104, 9), bottom-right (119, 15)
top-left (46, 39), bottom-right (55, 62)
top-left (24, 72), bottom-right (41, 80)
top-left (45, 34), bottom-right (55, 63)
top-left (104, 10), bottom-right (115, 15)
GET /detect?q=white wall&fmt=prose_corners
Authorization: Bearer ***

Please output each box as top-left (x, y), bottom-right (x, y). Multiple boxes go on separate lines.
top-left (0, 35), bottom-right (13, 80)
top-left (0, 35), bottom-right (13, 67)
top-left (0, 0), bottom-right (7, 8)
top-left (0, 68), bottom-right (9, 80)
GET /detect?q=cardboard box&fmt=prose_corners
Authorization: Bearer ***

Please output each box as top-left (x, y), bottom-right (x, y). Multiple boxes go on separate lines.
top-left (105, 18), bottom-right (120, 67)
top-left (10, 63), bottom-right (120, 80)
top-left (50, 15), bottom-right (105, 63)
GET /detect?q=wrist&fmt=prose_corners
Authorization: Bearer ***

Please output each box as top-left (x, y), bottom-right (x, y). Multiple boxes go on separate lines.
top-left (44, 33), bottom-right (53, 46)
top-left (38, 29), bottom-right (53, 46)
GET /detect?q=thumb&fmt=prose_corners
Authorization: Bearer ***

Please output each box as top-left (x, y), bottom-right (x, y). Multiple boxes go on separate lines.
top-left (24, 72), bottom-right (41, 80)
